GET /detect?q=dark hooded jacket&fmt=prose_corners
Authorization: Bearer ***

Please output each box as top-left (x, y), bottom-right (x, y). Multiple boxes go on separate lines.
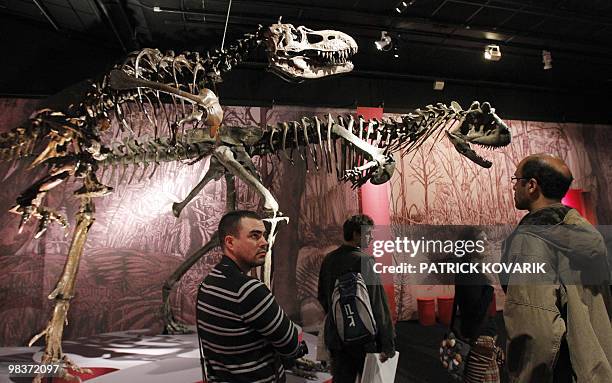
top-left (501, 204), bottom-right (612, 383)
top-left (317, 245), bottom-right (395, 354)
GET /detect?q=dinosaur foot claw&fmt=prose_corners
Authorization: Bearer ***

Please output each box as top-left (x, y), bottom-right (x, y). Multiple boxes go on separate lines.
top-left (262, 214), bottom-right (290, 227)
top-left (74, 183), bottom-right (113, 197)
top-left (163, 319), bottom-right (194, 335)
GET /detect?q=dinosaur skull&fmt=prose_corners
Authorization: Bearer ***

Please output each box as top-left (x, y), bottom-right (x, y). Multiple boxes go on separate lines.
top-left (264, 21), bottom-right (358, 82)
top-left (447, 101), bottom-right (511, 168)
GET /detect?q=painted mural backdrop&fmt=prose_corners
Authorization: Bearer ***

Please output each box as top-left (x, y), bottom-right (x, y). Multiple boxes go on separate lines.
top-left (388, 117), bottom-right (612, 320)
top-left (1, 98), bottom-right (610, 344)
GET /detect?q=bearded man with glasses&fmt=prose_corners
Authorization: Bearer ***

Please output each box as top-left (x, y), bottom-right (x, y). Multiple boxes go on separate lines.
top-left (501, 154), bottom-right (612, 383)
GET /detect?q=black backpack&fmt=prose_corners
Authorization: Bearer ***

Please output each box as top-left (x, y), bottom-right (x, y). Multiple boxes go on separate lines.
top-left (330, 272), bottom-right (377, 345)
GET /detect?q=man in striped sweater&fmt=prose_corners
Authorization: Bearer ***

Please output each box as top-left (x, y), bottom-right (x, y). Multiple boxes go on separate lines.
top-left (197, 210), bottom-right (302, 382)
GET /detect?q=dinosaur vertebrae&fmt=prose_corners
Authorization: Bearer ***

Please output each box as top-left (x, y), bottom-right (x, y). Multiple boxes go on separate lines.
top-left (116, 25), bottom-right (264, 89)
top-left (249, 103), bottom-right (465, 186)
top-left (98, 28), bottom-right (263, 139)
top-left (0, 125), bottom-right (39, 160)
top-left (0, 27), bottom-right (264, 166)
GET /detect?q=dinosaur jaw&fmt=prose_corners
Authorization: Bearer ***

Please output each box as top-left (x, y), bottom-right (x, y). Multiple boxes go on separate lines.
top-left (268, 50), bottom-right (355, 81)
top-left (446, 131), bottom-right (493, 168)
top-left (470, 132), bottom-right (511, 147)
top-left (467, 120), bottom-right (511, 148)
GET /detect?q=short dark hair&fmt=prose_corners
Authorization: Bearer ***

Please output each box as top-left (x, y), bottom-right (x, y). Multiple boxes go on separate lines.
top-left (343, 214), bottom-right (374, 241)
top-left (218, 210), bottom-right (262, 249)
top-left (522, 158), bottom-right (573, 199)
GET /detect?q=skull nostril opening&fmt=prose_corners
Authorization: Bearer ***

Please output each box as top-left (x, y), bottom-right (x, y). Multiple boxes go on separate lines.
top-left (327, 36), bottom-right (336, 40)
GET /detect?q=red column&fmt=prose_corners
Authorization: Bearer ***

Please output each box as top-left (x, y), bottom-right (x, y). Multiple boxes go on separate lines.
top-left (562, 188), bottom-right (597, 225)
top-left (356, 107), bottom-right (397, 323)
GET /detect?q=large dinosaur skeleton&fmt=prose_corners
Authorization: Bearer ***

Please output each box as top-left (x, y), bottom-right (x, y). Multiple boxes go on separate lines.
top-left (0, 21), bottom-right (357, 382)
top-left (1, 18), bottom-right (511, 382)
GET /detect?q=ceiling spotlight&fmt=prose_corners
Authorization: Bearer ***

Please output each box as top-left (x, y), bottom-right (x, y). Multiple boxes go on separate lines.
top-left (542, 50), bottom-right (552, 70)
top-left (395, 1), bottom-right (415, 13)
top-left (433, 81), bottom-right (445, 90)
top-left (375, 31), bottom-right (393, 51)
top-left (484, 44), bottom-right (501, 61)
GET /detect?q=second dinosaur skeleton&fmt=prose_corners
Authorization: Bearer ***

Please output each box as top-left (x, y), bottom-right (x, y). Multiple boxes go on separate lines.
top-left (161, 99), bottom-right (510, 332)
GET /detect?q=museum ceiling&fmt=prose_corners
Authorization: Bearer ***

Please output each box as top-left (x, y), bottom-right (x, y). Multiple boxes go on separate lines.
top-left (1, 0), bottom-right (612, 116)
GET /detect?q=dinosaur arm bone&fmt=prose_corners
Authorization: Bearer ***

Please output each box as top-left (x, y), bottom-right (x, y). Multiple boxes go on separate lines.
top-left (213, 145), bottom-right (278, 213)
top-left (10, 162), bottom-right (74, 236)
top-left (331, 122), bottom-right (385, 164)
top-left (108, 70), bottom-right (223, 128)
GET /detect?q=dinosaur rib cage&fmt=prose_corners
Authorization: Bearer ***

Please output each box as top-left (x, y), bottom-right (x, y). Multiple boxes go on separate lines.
top-left (249, 103), bottom-right (464, 184)
top-left (81, 102), bottom-right (465, 188)
top-left (0, 102), bottom-right (465, 191)
top-left (97, 28), bottom-right (261, 138)
top-left (0, 28), bottom-right (263, 166)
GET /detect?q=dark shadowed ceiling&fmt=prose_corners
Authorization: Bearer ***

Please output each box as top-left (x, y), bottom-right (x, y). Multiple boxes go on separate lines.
top-left (1, 0), bottom-right (612, 122)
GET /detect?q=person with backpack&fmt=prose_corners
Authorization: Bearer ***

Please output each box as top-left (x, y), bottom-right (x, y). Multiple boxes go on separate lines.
top-left (317, 214), bottom-right (396, 382)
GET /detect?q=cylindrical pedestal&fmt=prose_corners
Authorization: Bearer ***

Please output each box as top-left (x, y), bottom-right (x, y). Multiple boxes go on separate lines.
top-left (437, 296), bottom-right (454, 326)
top-left (417, 297), bottom-right (436, 326)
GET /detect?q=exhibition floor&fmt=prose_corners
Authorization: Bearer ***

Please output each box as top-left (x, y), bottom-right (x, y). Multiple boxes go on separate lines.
top-left (0, 330), bottom-right (330, 383)
top-left (0, 315), bottom-right (509, 383)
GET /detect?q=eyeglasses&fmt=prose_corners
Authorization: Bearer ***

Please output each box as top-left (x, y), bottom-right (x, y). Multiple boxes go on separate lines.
top-left (511, 176), bottom-right (529, 183)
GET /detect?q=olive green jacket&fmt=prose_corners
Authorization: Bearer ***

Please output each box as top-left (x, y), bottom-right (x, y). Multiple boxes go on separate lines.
top-left (502, 205), bottom-right (612, 383)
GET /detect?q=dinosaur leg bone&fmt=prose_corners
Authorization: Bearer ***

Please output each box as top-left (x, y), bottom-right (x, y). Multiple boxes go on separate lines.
top-left (261, 215), bottom-right (290, 288)
top-left (214, 146), bottom-right (279, 213)
top-left (331, 122), bottom-right (385, 162)
top-left (172, 156), bottom-right (225, 217)
top-left (225, 173), bottom-right (237, 211)
top-left (163, 161), bottom-right (240, 334)
top-left (161, 232), bottom-right (219, 334)
top-left (213, 145), bottom-right (287, 287)
top-left (29, 198), bottom-right (95, 383)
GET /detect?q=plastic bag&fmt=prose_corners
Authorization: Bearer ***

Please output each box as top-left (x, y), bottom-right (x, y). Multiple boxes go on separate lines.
top-left (358, 352), bottom-right (399, 383)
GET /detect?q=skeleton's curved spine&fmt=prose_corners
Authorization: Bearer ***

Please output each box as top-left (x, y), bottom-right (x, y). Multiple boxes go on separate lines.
top-left (248, 103), bottom-right (464, 187)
